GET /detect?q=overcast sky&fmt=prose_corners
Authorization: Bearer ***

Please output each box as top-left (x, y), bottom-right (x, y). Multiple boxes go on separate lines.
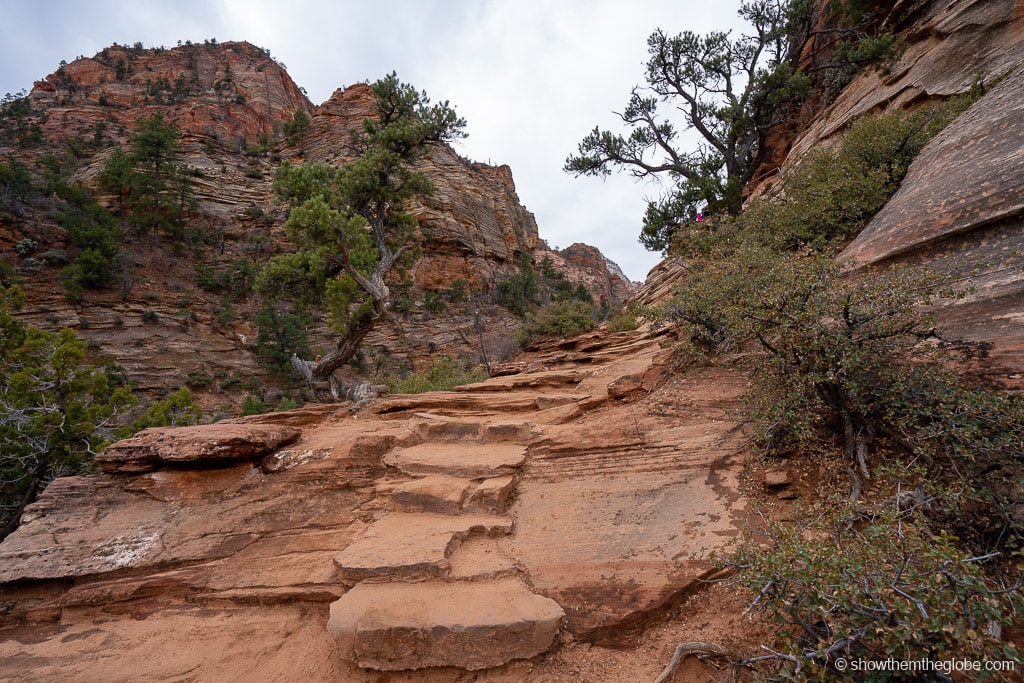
top-left (1, 0), bottom-right (745, 282)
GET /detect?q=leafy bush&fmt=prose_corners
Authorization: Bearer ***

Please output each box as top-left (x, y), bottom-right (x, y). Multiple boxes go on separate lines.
top-left (15, 238), bottom-right (37, 256)
top-left (39, 249), bottom-right (68, 266)
top-left (445, 278), bottom-right (469, 304)
top-left (241, 394), bottom-right (267, 415)
top-left (0, 159), bottom-right (37, 214)
top-left (195, 258), bottom-right (259, 297)
top-left (423, 289), bottom-right (445, 313)
top-left (276, 396), bottom-right (301, 411)
top-left (496, 253), bottom-right (540, 315)
top-left (18, 257), bottom-right (42, 274)
top-left (382, 355), bottom-right (486, 394)
top-left (516, 300), bottom-right (596, 346)
top-left (1, 285), bottom-right (137, 539)
top-left (734, 490), bottom-right (1022, 681)
top-left (605, 307), bottom-right (640, 332)
top-left (116, 387), bottom-right (202, 437)
top-left (56, 183), bottom-right (122, 290)
top-left (185, 371), bottom-right (214, 389)
top-left (218, 372), bottom-right (243, 392)
top-left (283, 108), bottom-right (311, 143)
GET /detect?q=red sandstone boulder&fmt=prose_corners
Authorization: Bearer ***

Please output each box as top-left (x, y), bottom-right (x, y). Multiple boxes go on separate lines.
top-left (96, 423), bottom-right (301, 473)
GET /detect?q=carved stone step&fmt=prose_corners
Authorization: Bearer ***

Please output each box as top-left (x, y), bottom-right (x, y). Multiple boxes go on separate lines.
top-left (391, 474), bottom-right (516, 514)
top-left (327, 578), bottom-right (564, 671)
top-left (385, 443), bottom-right (527, 479)
top-left (391, 475), bottom-right (474, 514)
top-left (332, 513), bottom-right (512, 584)
top-left (407, 414), bottom-right (541, 443)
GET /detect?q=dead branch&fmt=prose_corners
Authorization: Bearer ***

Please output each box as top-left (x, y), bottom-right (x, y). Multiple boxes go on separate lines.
top-left (653, 641), bottom-right (732, 683)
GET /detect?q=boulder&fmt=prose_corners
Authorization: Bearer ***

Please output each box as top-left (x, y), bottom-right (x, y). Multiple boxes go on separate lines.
top-left (96, 423), bottom-right (301, 473)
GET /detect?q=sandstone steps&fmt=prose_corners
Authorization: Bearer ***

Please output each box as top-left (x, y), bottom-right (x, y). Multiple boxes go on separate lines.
top-left (385, 442), bottom-right (528, 479)
top-left (327, 578), bottom-right (564, 671)
top-left (332, 512), bottom-right (513, 584)
top-left (327, 402), bottom-right (564, 671)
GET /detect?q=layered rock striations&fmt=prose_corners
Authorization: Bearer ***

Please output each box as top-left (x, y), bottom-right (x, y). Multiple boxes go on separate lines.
top-left (828, 0), bottom-right (1024, 383)
top-left (0, 325), bottom-right (748, 678)
top-left (2, 43), bottom-right (633, 401)
top-left (747, 0), bottom-right (1024, 384)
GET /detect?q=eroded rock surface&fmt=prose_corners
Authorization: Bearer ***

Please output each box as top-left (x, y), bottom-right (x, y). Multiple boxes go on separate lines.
top-left (0, 325), bottom-right (749, 679)
top-left (96, 422), bottom-right (301, 473)
top-left (840, 68), bottom-right (1024, 384)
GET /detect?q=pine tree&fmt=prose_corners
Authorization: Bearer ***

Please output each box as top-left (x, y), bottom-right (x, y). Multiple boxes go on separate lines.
top-left (260, 73), bottom-right (465, 393)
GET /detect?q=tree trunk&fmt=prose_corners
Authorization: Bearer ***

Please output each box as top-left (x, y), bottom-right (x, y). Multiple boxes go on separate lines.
top-left (294, 288), bottom-right (389, 390)
top-left (0, 455), bottom-right (49, 542)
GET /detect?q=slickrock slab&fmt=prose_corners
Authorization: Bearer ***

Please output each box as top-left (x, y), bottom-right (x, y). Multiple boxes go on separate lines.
top-left (333, 512), bottom-right (512, 583)
top-left (385, 442), bottom-right (527, 479)
top-left (0, 466), bottom-right (371, 586)
top-left (391, 475), bottom-right (474, 514)
top-left (505, 376), bottom-right (749, 637)
top-left (96, 424), bottom-right (301, 473)
top-left (453, 369), bottom-right (585, 391)
top-left (327, 578), bottom-right (564, 671)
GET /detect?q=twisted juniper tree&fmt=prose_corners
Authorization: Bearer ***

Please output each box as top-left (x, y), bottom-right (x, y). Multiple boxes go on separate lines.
top-left (258, 73), bottom-right (465, 395)
top-left (565, 0), bottom-right (809, 252)
top-left (0, 285), bottom-right (134, 540)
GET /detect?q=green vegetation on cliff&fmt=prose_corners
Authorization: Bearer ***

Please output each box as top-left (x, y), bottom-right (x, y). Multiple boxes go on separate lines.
top-left (652, 96), bottom-right (1022, 676)
top-left (0, 285), bottom-right (202, 541)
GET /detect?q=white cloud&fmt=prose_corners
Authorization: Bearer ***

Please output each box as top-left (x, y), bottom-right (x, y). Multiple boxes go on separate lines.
top-left (0, 0), bottom-right (745, 280)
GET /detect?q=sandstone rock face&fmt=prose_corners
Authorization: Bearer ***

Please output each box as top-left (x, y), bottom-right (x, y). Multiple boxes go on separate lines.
top-left (752, 0), bottom-right (1024, 384)
top-left (839, 72), bottom-right (1024, 382)
top-left (777, 0), bottom-right (1024, 174)
top-left (0, 324), bottom-right (748, 678)
top-left (96, 422), bottom-right (301, 473)
top-left (33, 41), bottom-right (312, 159)
top-left (4, 43), bottom-right (631, 403)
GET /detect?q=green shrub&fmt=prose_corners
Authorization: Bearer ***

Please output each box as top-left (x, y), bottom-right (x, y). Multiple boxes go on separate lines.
top-left (18, 257), bottom-right (42, 274)
top-left (424, 289), bottom-right (445, 313)
top-left (116, 387), bottom-right (202, 438)
top-left (605, 307), bottom-right (640, 332)
top-left (733, 489), bottom-right (1022, 681)
top-left (496, 253), bottom-right (540, 315)
top-left (382, 355), bottom-right (486, 394)
top-left (39, 249), bottom-right (68, 266)
top-left (445, 278), bottom-right (469, 304)
top-left (196, 258), bottom-right (259, 297)
top-left (241, 394), bottom-right (267, 415)
top-left (283, 108), bottom-right (310, 143)
top-left (516, 300), bottom-right (596, 346)
top-left (185, 371), bottom-right (214, 389)
top-left (276, 396), bottom-right (301, 411)
top-left (15, 238), bottom-right (37, 256)
top-left (59, 267), bottom-right (84, 303)
top-left (255, 303), bottom-right (310, 372)
top-left (215, 296), bottom-right (235, 328)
